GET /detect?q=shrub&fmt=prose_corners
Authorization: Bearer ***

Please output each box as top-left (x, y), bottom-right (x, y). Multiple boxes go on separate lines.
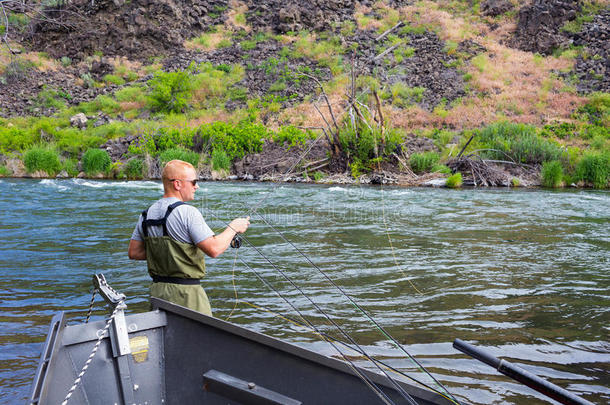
top-left (103, 74), bottom-right (125, 86)
top-left (159, 147), bottom-right (199, 167)
top-left (196, 120), bottom-right (266, 161)
top-left (541, 161), bottom-right (564, 188)
top-left (409, 152), bottom-right (440, 174)
top-left (147, 69), bottom-right (193, 113)
top-left (23, 146), bottom-right (62, 175)
top-left (273, 126), bottom-right (314, 149)
top-left (82, 148), bottom-right (112, 175)
top-left (124, 158), bottom-right (144, 179)
top-left (476, 122), bottom-right (561, 164)
top-left (575, 152), bottom-right (609, 189)
top-left (446, 172), bottom-right (462, 188)
top-left (211, 148), bottom-right (230, 171)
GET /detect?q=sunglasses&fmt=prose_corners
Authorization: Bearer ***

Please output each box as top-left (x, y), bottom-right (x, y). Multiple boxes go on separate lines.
top-left (170, 178), bottom-right (197, 186)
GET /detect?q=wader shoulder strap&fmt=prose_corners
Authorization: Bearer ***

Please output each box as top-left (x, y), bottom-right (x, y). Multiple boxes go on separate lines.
top-left (141, 201), bottom-right (186, 237)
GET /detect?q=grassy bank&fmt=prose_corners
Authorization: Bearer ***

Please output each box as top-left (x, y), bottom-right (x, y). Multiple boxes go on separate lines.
top-left (0, 0), bottom-right (608, 187)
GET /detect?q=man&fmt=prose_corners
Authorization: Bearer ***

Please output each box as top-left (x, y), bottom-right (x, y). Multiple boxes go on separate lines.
top-left (128, 159), bottom-right (249, 316)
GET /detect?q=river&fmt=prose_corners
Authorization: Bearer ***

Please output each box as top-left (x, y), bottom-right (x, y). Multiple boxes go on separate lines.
top-left (0, 178), bottom-right (608, 404)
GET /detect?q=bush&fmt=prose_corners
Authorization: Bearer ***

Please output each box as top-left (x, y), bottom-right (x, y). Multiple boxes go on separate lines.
top-left (575, 152), bottom-right (609, 189)
top-left (446, 172), bottom-right (462, 188)
top-left (159, 147), bottom-right (199, 167)
top-left (82, 148), bottom-right (112, 175)
top-left (147, 69), bottom-right (194, 113)
top-left (273, 126), bottom-right (314, 149)
top-left (124, 158), bottom-right (144, 179)
top-left (541, 161), bottom-right (564, 188)
top-left (23, 147), bottom-right (62, 175)
top-left (476, 122), bottom-right (561, 164)
top-left (196, 120), bottom-right (267, 161)
top-left (211, 148), bottom-right (230, 171)
top-left (409, 152), bottom-right (440, 173)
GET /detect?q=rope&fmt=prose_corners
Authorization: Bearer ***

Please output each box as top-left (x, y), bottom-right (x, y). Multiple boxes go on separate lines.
top-left (62, 300), bottom-right (124, 405)
top-left (85, 289), bottom-right (97, 323)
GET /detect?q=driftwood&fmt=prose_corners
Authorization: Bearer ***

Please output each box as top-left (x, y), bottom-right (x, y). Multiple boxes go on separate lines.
top-left (373, 44), bottom-right (400, 61)
top-left (375, 21), bottom-right (404, 42)
top-left (447, 156), bottom-right (509, 187)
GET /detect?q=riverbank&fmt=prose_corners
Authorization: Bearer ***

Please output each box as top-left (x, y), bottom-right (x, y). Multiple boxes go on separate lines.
top-left (0, 1), bottom-right (608, 188)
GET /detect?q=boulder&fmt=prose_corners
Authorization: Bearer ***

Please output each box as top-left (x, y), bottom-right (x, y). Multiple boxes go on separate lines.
top-left (70, 113), bottom-right (88, 129)
top-left (480, 0), bottom-right (513, 16)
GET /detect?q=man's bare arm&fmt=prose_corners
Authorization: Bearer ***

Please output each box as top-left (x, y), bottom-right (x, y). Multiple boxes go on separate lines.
top-left (197, 217), bottom-right (250, 258)
top-left (128, 239), bottom-right (147, 260)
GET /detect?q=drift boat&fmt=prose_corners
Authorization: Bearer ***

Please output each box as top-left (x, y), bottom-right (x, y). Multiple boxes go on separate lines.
top-left (28, 275), bottom-right (452, 405)
top-left (29, 275), bottom-right (594, 405)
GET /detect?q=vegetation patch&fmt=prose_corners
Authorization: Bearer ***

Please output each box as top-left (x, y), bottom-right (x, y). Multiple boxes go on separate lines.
top-left (23, 146), bottom-right (62, 176)
top-left (541, 160), bottom-right (564, 188)
top-left (82, 148), bottom-right (112, 175)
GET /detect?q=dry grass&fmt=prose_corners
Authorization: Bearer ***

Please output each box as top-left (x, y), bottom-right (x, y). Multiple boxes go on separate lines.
top-left (119, 101), bottom-right (145, 112)
top-left (225, 0), bottom-right (250, 31)
top-left (108, 56), bottom-right (144, 75)
top-left (185, 31), bottom-right (231, 51)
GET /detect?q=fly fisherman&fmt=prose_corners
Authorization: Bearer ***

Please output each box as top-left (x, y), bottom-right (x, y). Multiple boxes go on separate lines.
top-left (128, 159), bottom-right (250, 315)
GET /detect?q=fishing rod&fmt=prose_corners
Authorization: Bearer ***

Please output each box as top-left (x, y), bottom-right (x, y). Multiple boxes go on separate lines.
top-left (237, 265), bottom-right (460, 405)
top-left (235, 253), bottom-right (418, 405)
top-left (206, 209), bottom-right (419, 405)
top-left (250, 211), bottom-right (460, 405)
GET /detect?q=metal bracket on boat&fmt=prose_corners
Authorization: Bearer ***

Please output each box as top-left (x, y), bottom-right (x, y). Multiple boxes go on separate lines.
top-left (93, 274), bottom-right (131, 357)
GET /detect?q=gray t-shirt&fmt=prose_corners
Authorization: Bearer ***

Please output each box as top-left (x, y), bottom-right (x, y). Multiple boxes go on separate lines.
top-left (131, 197), bottom-right (214, 245)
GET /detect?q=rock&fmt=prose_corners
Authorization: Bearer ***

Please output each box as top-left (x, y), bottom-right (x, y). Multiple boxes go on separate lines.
top-left (511, 0), bottom-right (581, 55)
top-left (56, 170), bottom-right (69, 178)
top-left (29, 170), bottom-right (48, 178)
top-left (77, 171), bottom-right (86, 178)
top-left (423, 178), bottom-right (447, 187)
top-left (70, 113), bottom-right (88, 129)
top-left (5, 158), bottom-right (25, 177)
top-left (481, 0), bottom-right (513, 17)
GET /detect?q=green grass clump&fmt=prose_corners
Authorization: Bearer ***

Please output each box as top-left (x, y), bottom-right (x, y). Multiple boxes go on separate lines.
top-left (124, 158), bottom-right (144, 179)
top-left (409, 151), bottom-right (440, 173)
top-left (103, 74), bottom-right (125, 86)
top-left (159, 147), bottom-right (199, 168)
top-left (62, 158), bottom-right (79, 177)
top-left (446, 172), bottom-right (462, 188)
top-left (475, 121), bottom-right (561, 164)
top-left (82, 148), bottom-right (112, 175)
top-left (23, 146), bottom-right (62, 175)
top-left (387, 83), bottom-right (425, 107)
top-left (575, 152), bottom-right (609, 189)
top-left (541, 160), bottom-right (564, 188)
top-left (575, 92), bottom-right (609, 127)
top-left (432, 164), bottom-right (451, 174)
top-left (115, 85), bottom-right (147, 103)
top-left (211, 149), bottom-right (231, 171)
top-left (0, 165), bottom-right (11, 176)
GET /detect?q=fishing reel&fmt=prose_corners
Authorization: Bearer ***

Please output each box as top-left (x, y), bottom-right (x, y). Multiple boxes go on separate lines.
top-left (230, 234), bottom-right (242, 249)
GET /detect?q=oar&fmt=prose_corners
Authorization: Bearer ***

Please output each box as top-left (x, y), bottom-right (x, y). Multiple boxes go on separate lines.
top-left (453, 338), bottom-right (594, 405)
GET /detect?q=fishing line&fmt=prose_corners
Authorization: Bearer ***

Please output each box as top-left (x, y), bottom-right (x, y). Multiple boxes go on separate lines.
top-left (236, 296), bottom-right (459, 405)
top-left (251, 211), bottom-right (459, 405)
top-left (236, 256), bottom-right (410, 405)
top-left (224, 247), bottom-right (240, 321)
top-left (367, 116), bottom-right (459, 404)
top-left (225, 223), bottom-right (420, 405)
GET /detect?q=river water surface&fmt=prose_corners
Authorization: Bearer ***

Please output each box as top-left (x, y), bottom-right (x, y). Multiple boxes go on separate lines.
top-left (0, 178), bottom-right (608, 404)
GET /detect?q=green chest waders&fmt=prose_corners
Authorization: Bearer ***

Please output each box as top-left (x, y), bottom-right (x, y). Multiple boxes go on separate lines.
top-left (141, 201), bottom-right (212, 316)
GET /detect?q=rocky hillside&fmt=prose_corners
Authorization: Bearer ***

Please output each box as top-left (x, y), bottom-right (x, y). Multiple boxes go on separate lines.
top-left (0, 0), bottom-right (608, 188)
